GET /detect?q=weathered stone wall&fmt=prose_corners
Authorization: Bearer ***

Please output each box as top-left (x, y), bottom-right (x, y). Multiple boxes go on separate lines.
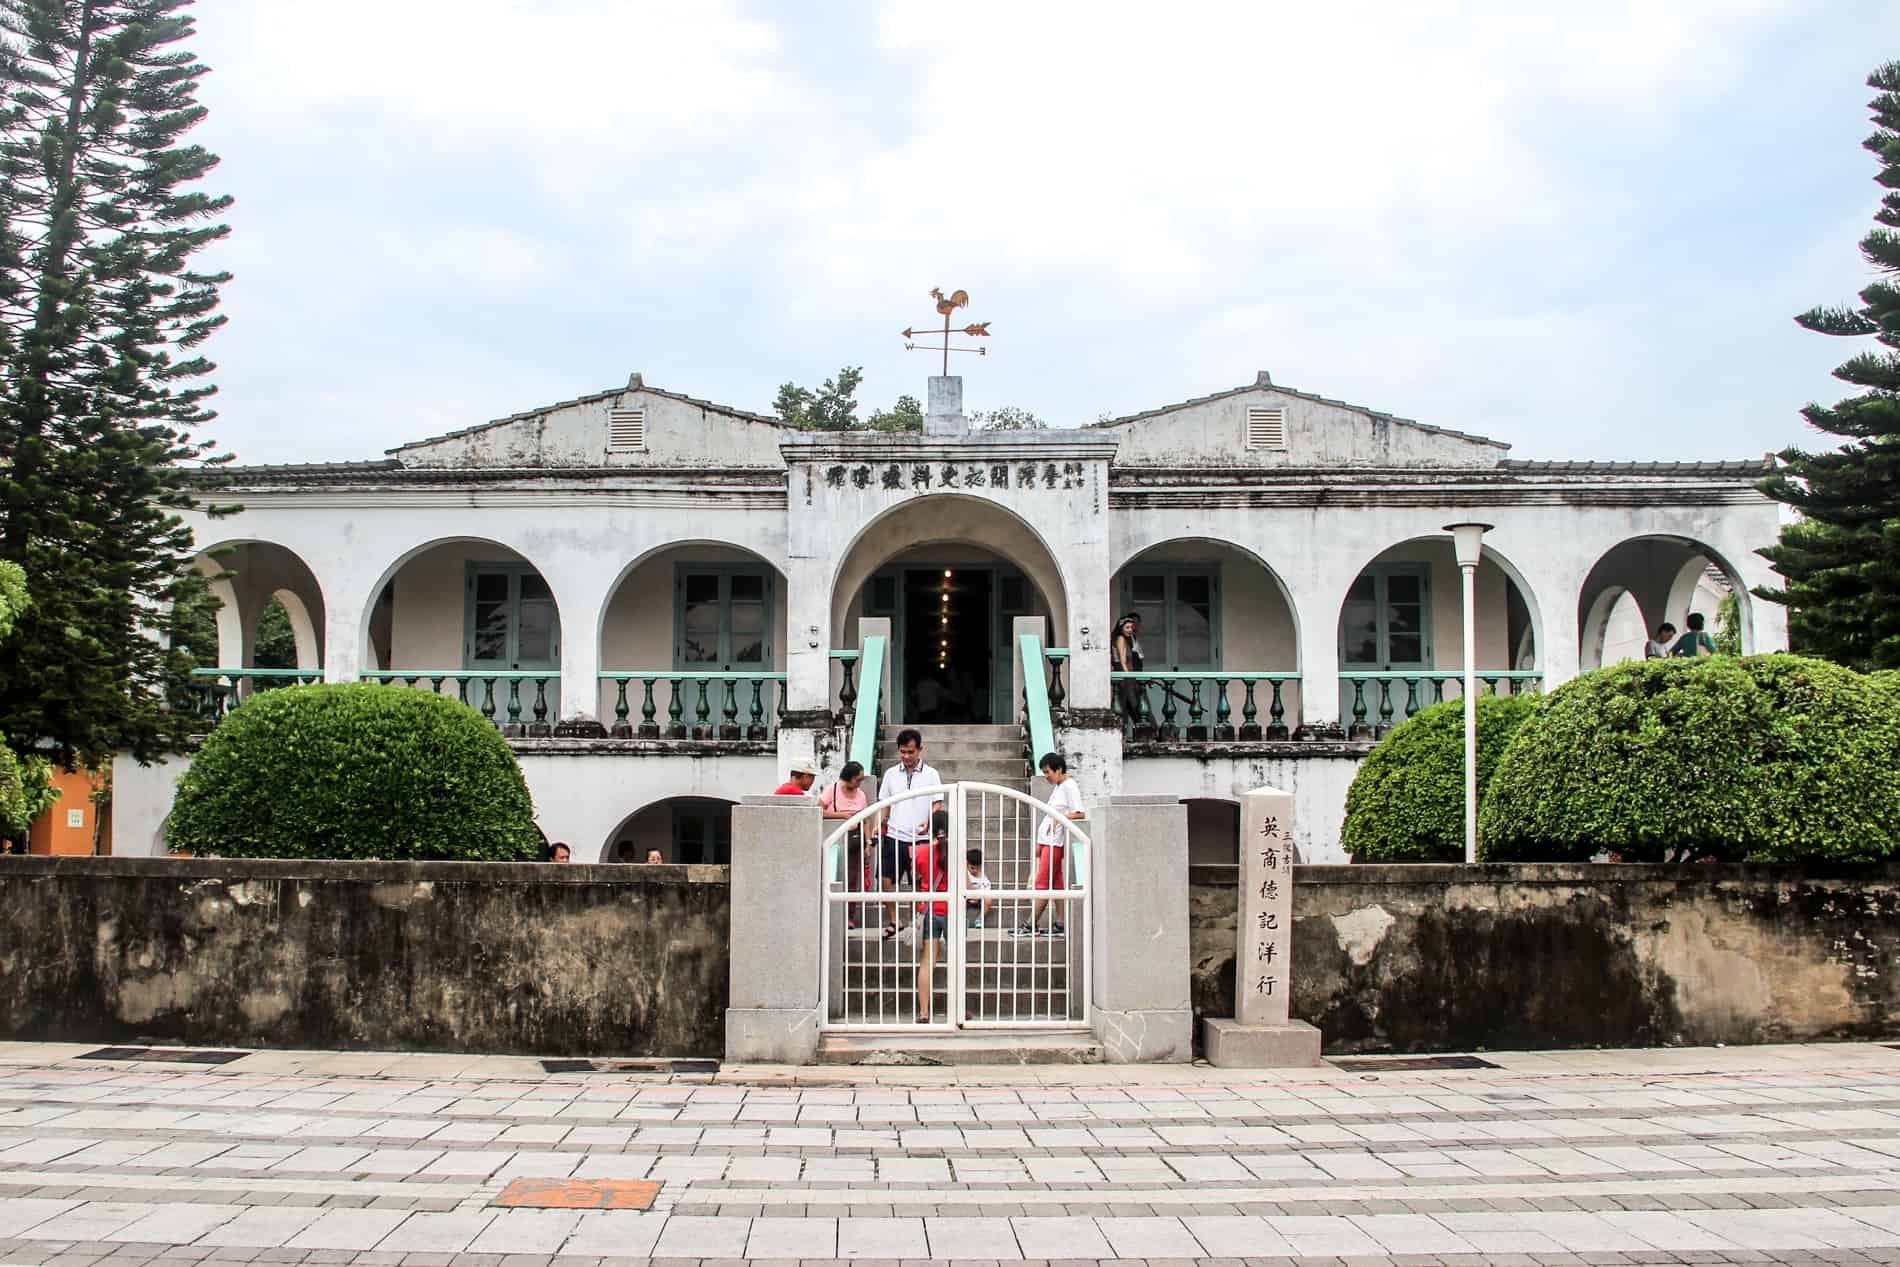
top-left (1192, 863), bottom-right (1900, 1054)
top-left (0, 857), bottom-right (729, 1058)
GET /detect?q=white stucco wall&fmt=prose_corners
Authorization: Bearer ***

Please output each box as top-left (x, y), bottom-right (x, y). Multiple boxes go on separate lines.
top-left (1101, 381), bottom-right (1509, 469)
top-left (1118, 753), bottom-right (1365, 864)
top-left (390, 383), bottom-right (789, 470)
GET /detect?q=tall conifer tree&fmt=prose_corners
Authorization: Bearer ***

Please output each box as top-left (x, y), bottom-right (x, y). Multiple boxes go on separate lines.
top-left (1759, 61), bottom-right (1900, 670)
top-left (0, 0), bottom-right (231, 763)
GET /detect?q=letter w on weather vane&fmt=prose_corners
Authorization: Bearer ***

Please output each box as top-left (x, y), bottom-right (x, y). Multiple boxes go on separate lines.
top-left (902, 287), bottom-right (993, 376)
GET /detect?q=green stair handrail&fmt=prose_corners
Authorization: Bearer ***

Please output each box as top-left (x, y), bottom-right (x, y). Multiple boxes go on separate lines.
top-left (848, 634), bottom-right (886, 773)
top-left (1019, 630), bottom-right (1057, 766)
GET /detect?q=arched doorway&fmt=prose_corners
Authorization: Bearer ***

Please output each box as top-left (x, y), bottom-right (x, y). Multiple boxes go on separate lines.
top-left (359, 537), bottom-right (562, 732)
top-left (1335, 536), bottom-right (1542, 733)
top-left (602, 797), bottom-right (735, 864)
top-left (830, 495), bottom-right (1069, 725)
top-left (1111, 538), bottom-right (1302, 735)
top-left (597, 542), bottom-right (788, 734)
top-left (1578, 536), bottom-right (1750, 668)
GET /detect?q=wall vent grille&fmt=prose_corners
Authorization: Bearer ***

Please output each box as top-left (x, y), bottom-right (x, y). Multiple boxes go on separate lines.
top-left (1246, 406), bottom-right (1287, 451)
top-left (608, 407), bottom-right (646, 451)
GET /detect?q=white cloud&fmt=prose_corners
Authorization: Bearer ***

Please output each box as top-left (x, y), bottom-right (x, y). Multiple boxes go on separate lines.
top-left (178, 0), bottom-right (1891, 464)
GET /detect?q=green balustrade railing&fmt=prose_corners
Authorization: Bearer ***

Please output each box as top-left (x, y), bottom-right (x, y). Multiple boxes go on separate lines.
top-left (359, 670), bottom-right (560, 735)
top-left (1339, 669), bottom-right (1543, 739)
top-left (598, 670), bottom-right (787, 740)
top-left (1112, 670), bottom-right (1302, 742)
top-left (1019, 631), bottom-right (1057, 766)
top-left (187, 667), bottom-right (322, 722)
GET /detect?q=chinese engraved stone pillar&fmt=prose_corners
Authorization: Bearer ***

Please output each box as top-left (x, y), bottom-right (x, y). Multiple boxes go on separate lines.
top-left (1203, 784), bottom-right (1323, 1066)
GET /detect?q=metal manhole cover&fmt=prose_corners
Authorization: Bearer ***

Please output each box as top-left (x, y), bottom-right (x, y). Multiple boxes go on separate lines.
top-left (1330, 1054), bottom-right (1500, 1072)
top-left (539, 1058), bottom-right (719, 1074)
top-left (79, 1046), bottom-right (250, 1065)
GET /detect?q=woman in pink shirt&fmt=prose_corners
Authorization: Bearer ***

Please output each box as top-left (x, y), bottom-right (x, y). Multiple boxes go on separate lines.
top-left (820, 762), bottom-right (870, 923)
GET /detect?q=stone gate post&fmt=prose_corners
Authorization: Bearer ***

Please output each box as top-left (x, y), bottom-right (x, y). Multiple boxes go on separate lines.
top-left (1087, 795), bottom-right (1192, 1062)
top-left (726, 794), bottom-right (823, 1063)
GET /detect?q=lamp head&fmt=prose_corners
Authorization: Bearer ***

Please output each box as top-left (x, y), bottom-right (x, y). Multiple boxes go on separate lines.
top-left (1443, 521), bottom-right (1494, 569)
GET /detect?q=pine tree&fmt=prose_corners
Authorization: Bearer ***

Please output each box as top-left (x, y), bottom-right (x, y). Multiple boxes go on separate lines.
top-left (0, 0), bottom-right (233, 764)
top-left (1759, 62), bottom-right (1900, 670)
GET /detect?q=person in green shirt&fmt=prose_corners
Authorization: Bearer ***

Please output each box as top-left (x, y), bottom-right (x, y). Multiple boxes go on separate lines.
top-left (1670, 612), bottom-right (1717, 657)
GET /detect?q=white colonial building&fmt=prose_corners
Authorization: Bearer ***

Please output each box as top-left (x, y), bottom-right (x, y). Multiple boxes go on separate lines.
top-left (117, 370), bottom-right (1786, 863)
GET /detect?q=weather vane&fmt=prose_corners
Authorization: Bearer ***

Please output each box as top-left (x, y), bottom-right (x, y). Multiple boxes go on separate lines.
top-left (902, 287), bottom-right (992, 375)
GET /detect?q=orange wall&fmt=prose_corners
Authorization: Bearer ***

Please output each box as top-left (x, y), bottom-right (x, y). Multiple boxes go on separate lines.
top-left (26, 767), bottom-right (110, 856)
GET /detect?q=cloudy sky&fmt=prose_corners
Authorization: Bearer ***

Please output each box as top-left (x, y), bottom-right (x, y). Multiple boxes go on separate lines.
top-left (186, 0), bottom-right (1899, 465)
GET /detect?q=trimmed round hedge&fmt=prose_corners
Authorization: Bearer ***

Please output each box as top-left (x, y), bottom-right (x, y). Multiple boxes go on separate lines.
top-left (168, 683), bottom-right (542, 860)
top-left (1341, 693), bottom-right (1538, 862)
top-left (1479, 654), bottom-right (1900, 863)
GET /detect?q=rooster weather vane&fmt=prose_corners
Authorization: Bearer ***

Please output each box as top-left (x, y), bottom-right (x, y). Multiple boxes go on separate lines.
top-left (902, 287), bottom-right (992, 375)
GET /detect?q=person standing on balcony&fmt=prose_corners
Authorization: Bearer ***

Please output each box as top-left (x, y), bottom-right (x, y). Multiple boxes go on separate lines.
top-left (1671, 613), bottom-right (1717, 658)
top-left (1644, 622), bottom-right (1676, 659)
top-left (1111, 613), bottom-right (1145, 725)
top-left (876, 729), bottom-right (943, 935)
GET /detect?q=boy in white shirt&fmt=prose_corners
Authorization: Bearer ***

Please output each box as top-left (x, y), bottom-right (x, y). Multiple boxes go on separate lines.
top-left (1017, 752), bottom-right (1084, 937)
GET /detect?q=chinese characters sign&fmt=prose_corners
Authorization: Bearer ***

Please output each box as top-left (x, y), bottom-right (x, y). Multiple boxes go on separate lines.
top-left (1238, 786), bottom-right (1295, 1029)
top-left (816, 460), bottom-right (1088, 495)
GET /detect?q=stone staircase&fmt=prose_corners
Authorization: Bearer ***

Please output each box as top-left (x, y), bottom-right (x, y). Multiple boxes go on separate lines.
top-left (874, 723), bottom-right (1030, 790)
top-left (818, 722), bottom-right (1098, 1064)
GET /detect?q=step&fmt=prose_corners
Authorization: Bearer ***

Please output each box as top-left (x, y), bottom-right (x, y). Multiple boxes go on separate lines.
top-left (878, 725), bottom-right (1020, 742)
top-left (815, 1028), bottom-right (1102, 1066)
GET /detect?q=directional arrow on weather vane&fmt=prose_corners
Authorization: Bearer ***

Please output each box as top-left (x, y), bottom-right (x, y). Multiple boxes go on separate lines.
top-left (901, 289), bottom-right (993, 375)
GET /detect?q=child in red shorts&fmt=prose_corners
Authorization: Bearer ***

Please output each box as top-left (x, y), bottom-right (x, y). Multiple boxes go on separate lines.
top-left (1017, 752), bottom-right (1085, 937)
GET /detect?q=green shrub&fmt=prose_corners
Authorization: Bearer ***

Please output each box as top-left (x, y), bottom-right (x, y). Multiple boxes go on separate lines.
top-left (0, 737), bottom-right (58, 842)
top-left (1342, 693), bottom-right (1538, 862)
top-left (168, 683), bottom-right (542, 860)
top-left (1479, 654), bottom-right (1900, 863)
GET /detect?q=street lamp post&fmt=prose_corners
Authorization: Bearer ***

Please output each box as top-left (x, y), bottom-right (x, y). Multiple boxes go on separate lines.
top-left (1445, 522), bottom-right (1494, 864)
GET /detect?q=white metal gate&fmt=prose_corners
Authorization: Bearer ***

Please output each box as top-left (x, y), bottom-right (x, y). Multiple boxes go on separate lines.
top-left (820, 781), bottom-right (1090, 1031)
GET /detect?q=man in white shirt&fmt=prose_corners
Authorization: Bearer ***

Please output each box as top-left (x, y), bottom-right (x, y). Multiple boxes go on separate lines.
top-left (1017, 751), bottom-right (1085, 938)
top-left (874, 728), bottom-right (943, 933)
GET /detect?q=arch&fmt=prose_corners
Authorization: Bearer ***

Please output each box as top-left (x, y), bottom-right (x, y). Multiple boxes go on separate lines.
top-left (1182, 796), bottom-right (1241, 865)
top-left (359, 536), bottom-right (560, 674)
top-left (829, 494), bottom-right (1070, 640)
top-left (600, 795), bottom-right (738, 864)
top-left (1112, 537), bottom-right (1303, 658)
top-left (1333, 535), bottom-right (1545, 674)
top-left (190, 539), bottom-right (328, 669)
top-left (596, 539), bottom-right (791, 665)
top-left (271, 590), bottom-right (321, 671)
top-left (1577, 535), bottom-right (1752, 668)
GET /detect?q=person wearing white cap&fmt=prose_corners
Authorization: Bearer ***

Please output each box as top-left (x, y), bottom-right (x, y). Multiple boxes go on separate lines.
top-left (773, 762), bottom-right (816, 796)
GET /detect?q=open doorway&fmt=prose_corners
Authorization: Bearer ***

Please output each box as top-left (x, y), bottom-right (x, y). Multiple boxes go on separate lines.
top-left (903, 566), bottom-right (995, 723)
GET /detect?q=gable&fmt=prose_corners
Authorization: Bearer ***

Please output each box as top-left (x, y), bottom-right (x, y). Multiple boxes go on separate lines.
top-left (1099, 375), bottom-right (1508, 469)
top-left (388, 375), bottom-right (789, 470)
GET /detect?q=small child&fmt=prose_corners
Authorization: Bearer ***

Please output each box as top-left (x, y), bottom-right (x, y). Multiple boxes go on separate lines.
top-left (964, 847), bottom-right (993, 928)
top-left (907, 809), bottom-right (953, 1023)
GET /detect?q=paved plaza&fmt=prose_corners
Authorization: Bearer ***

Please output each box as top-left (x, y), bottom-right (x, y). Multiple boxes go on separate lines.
top-left (0, 1042), bottom-right (1897, 1266)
